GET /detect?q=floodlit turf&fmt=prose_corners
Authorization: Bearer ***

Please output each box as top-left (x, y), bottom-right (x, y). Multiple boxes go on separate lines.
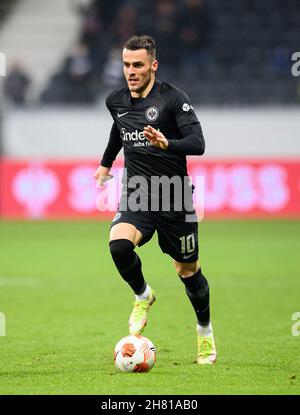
top-left (0, 219), bottom-right (299, 395)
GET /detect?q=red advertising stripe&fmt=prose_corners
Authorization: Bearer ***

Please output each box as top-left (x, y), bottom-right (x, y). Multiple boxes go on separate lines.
top-left (0, 158), bottom-right (299, 219)
top-left (189, 159), bottom-right (300, 218)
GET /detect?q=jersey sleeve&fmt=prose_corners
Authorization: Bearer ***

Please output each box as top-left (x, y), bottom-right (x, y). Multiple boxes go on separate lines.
top-left (165, 87), bottom-right (205, 156)
top-left (100, 122), bottom-right (123, 168)
top-left (105, 93), bottom-right (114, 115)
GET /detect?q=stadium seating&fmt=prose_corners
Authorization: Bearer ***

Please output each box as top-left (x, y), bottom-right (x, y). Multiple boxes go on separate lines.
top-left (3, 0), bottom-right (299, 106)
top-left (0, 0), bottom-right (79, 100)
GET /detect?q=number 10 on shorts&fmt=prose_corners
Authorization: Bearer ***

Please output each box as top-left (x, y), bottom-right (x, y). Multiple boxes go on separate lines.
top-left (180, 233), bottom-right (196, 254)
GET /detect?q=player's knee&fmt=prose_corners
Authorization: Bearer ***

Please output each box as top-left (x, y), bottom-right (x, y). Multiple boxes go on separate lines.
top-left (175, 261), bottom-right (198, 277)
top-left (178, 268), bottom-right (196, 278)
top-left (109, 239), bottom-right (135, 268)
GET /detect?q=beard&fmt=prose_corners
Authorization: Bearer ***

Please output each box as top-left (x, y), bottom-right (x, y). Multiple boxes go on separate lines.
top-left (128, 72), bottom-right (152, 94)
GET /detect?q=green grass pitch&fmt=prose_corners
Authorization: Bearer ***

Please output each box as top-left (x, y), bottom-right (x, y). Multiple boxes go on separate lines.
top-left (0, 219), bottom-right (299, 395)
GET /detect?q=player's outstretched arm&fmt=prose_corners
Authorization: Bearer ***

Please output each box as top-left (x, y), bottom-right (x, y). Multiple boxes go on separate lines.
top-left (95, 122), bottom-right (122, 186)
top-left (101, 122), bottom-right (123, 167)
top-left (161, 85), bottom-right (206, 156)
top-left (167, 123), bottom-right (205, 156)
top-left (143, 123), bottom-right (205, 156)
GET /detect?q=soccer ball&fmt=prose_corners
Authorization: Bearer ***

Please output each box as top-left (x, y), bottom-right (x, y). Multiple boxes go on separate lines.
top-left (114, 334), bottom-right (156, 373)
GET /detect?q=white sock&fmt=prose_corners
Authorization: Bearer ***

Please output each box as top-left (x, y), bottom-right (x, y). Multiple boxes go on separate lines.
top-left (136, 284), bottom-right (151, 300)
top-left (197, 322), bottom-right (213, 337)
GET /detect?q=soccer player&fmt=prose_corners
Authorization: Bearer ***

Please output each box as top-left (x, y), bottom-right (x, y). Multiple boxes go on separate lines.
top-left (94, 35), bottom-right (216, 365)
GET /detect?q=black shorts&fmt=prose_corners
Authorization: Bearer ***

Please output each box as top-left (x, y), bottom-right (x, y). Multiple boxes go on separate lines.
top-left (110, 210), bottom-right (199, 263)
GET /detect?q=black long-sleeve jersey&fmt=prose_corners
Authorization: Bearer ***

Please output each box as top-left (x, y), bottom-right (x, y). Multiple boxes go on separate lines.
top-left (101, 80), bottom-right (205, 183)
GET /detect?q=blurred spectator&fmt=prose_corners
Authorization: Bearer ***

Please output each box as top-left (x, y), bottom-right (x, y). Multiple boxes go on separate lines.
top-left (100, 0), bottom-right (125, 31)
top-left (41, 44), bottom-right (96, 105)
top-left (101, 48), bottom-right (124, 89)
top-left (110, 3), bottom-right (138, 48)
top-left (78, 1), bottom-right (104, 72)
top-left (179, 0), bottom-right (211, 78)
top-left (64, 44), bottom-right (93, 81)
top-left (4, 61), bottom-right (31, 106)
top-left (98, 2), bottom-right (143, 89)
top-left (152, 0), bottom-right (180, 77)
top-left (62, 43), bottom-right (95, 103)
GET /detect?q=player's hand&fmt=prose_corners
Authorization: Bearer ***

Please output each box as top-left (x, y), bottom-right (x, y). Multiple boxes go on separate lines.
top-left (94, 165), bottom-right (113, 187)
top-left (143, 125), bottom-right (169, 150)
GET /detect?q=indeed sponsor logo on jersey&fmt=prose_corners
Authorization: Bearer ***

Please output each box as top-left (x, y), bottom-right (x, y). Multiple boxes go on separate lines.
top-left (121, 128), bottom-right (146, 141)
top-left (120, 128), bottom-right (152, 147)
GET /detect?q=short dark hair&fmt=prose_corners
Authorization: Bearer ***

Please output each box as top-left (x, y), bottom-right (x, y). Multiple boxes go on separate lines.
top-left (123, 35), bottom-right (156, 59)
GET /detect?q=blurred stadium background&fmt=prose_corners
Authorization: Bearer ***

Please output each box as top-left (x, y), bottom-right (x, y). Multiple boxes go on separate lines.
top-left (0, 0), bottom-right (299, 219)
top-left (0, 0), bottom-right (299, 395)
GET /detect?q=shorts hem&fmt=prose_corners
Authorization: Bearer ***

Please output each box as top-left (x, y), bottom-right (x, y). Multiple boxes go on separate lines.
top-left (110, 217), bottom-right (152, 247)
